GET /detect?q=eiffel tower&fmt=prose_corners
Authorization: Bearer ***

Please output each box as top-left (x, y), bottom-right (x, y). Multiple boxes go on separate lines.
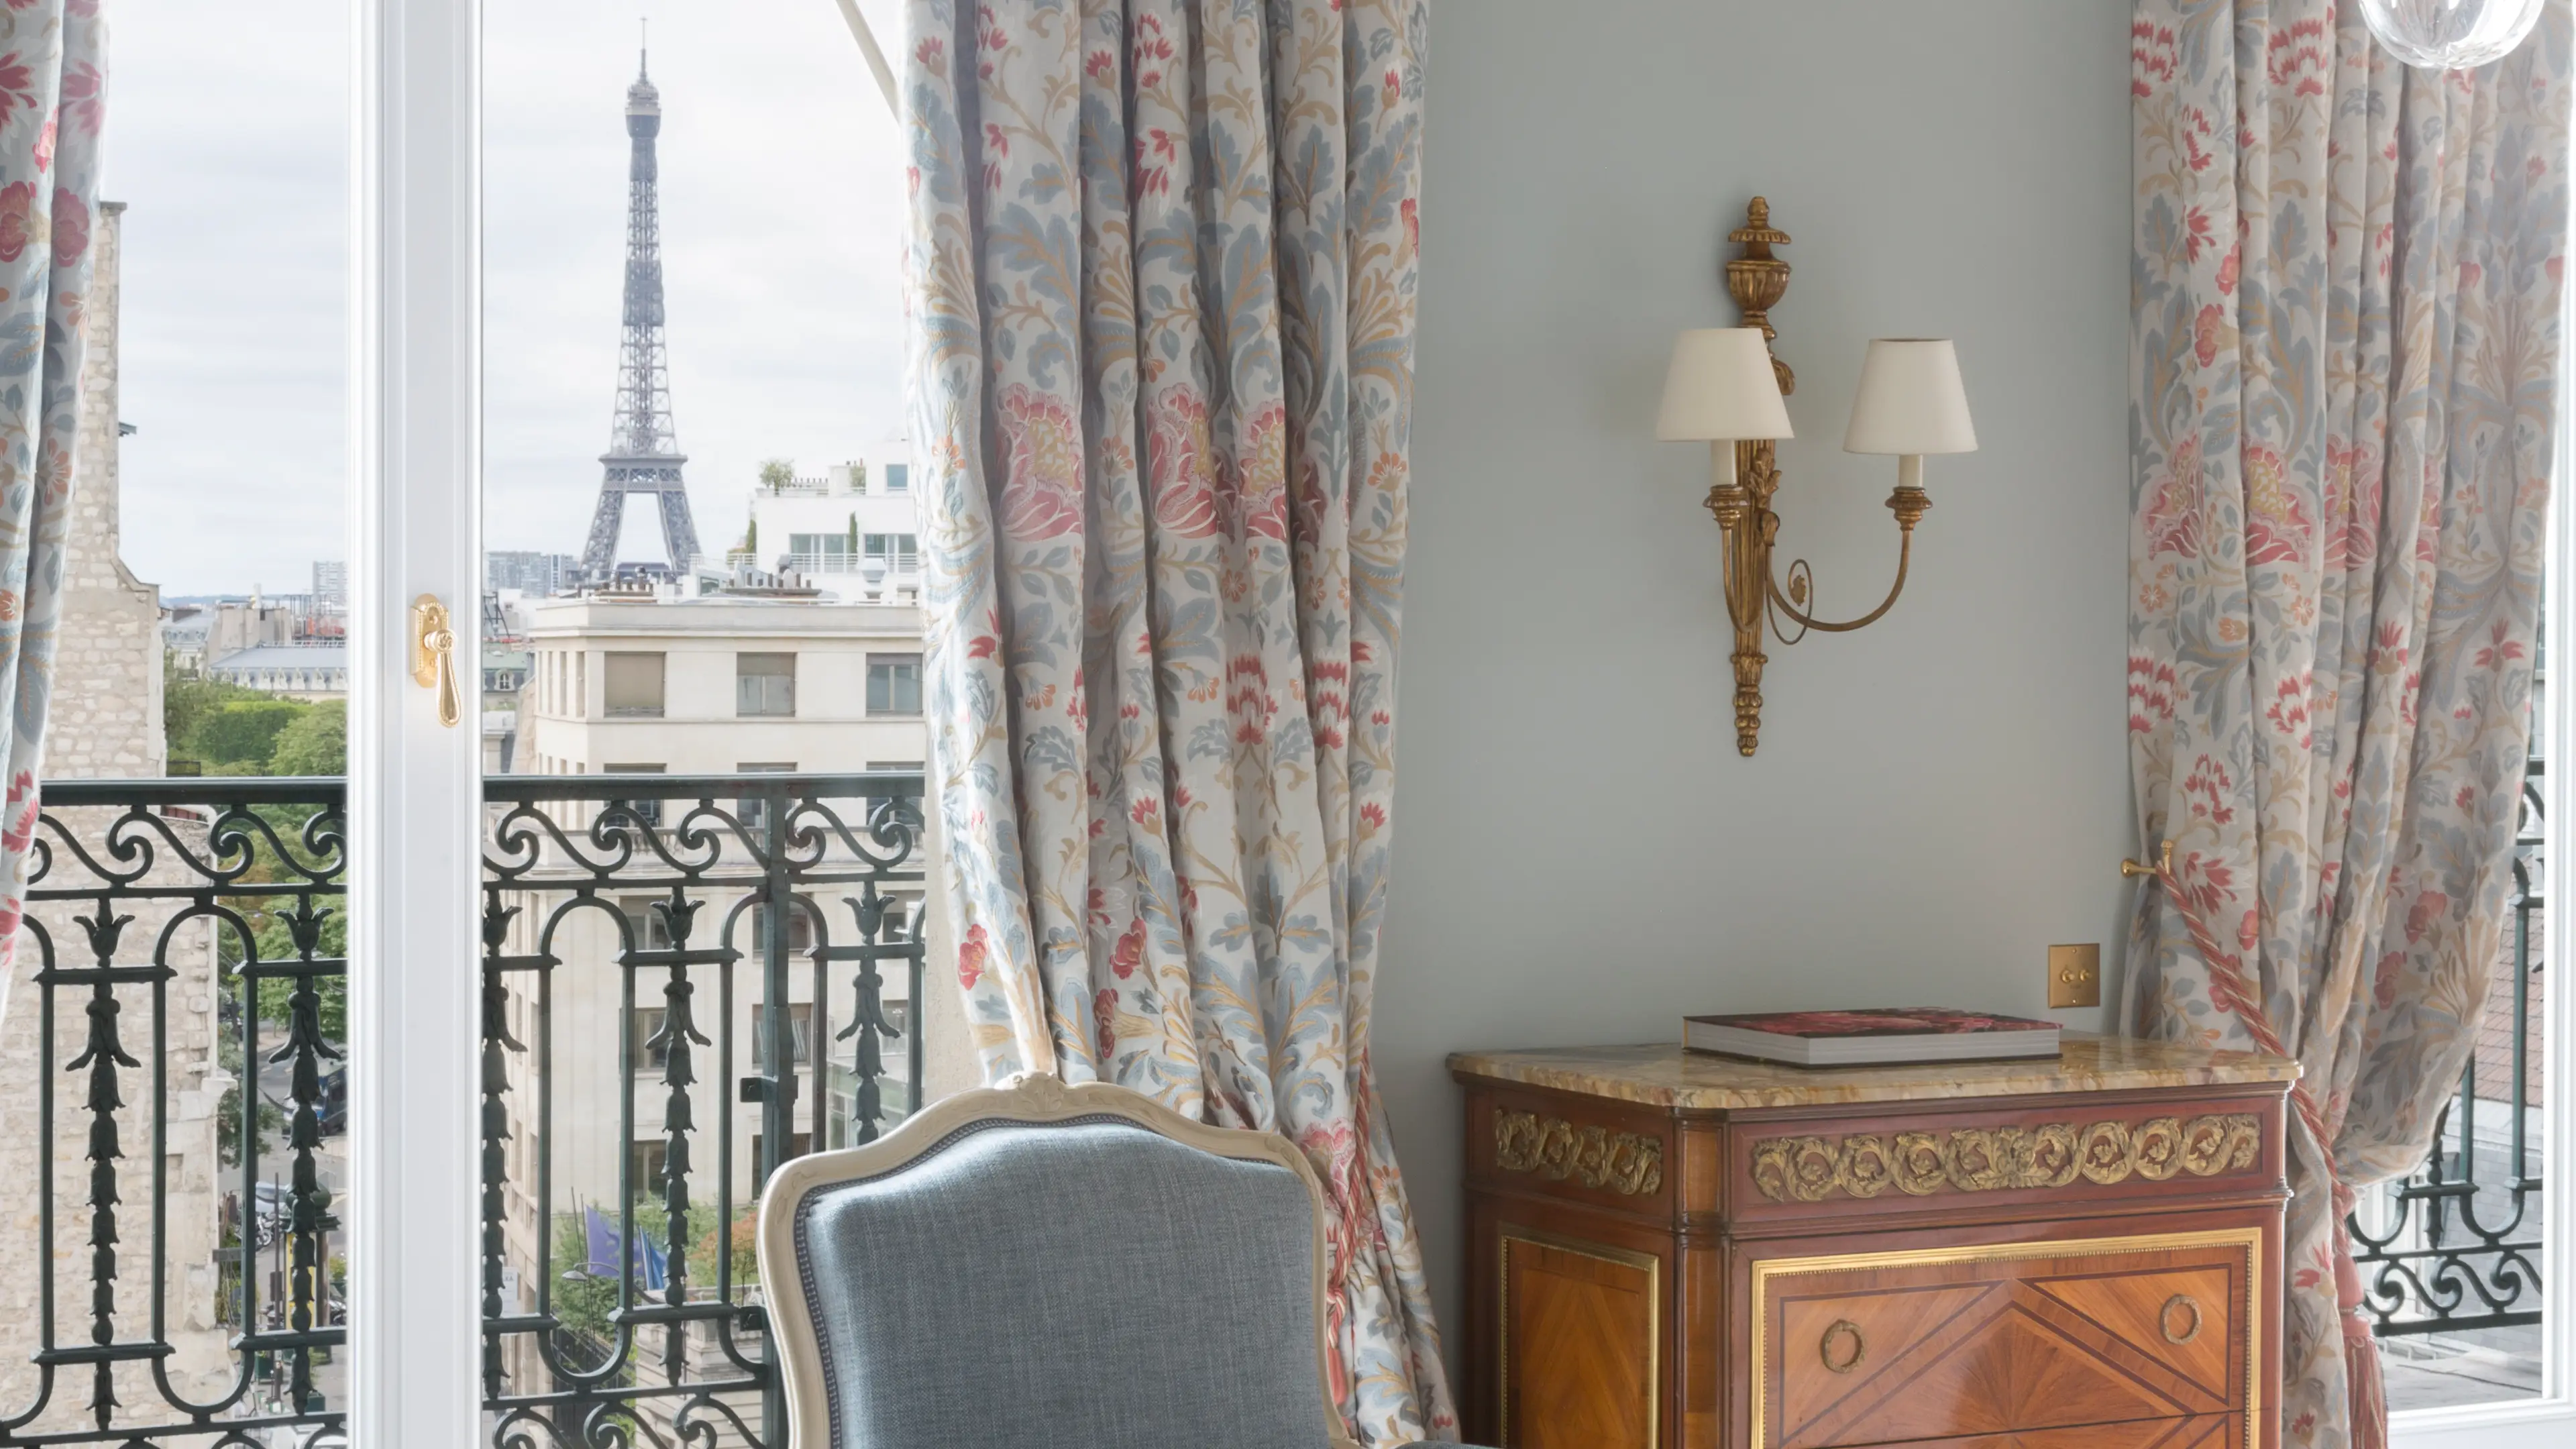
top-left (580, 44), bottom-right (701, 583)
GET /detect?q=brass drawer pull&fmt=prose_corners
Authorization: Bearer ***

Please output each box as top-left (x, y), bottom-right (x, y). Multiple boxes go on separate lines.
top-left (1820, 1318), bottom-right (1866, 1374)
top-left (2161, 1293), bottom-right (2202, 1344)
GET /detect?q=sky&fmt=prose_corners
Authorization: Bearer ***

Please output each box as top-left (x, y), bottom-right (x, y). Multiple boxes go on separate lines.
top-left (107, 0), bottom-right (910, 596)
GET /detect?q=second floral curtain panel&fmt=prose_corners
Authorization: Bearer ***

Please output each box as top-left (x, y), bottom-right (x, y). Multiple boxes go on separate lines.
top-left (900, 1), bottom-right (1448, 1442)
top-left (0, 0), bottom-right (104, 955)
top-left (2129, 5), bottom-right (2570, 1449)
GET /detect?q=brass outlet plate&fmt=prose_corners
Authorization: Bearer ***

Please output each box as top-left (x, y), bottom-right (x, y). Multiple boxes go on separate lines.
top-left (2047, 943), bottom-right (2102, 1009)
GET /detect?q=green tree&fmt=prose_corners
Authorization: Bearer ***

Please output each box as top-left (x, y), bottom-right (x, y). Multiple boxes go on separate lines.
top-left (213, 1026), bottom-right (288, 1167)
top-left (268, 700), bottom-right (347, 776)
top-left (549, 1197), bottom-right (761, 1362)
top-left (164, 657), bottom-right (267, 765)
top-left (757, 458), bottom-right (796, 489)
top-left (186, 699), bottom-right (308, 772)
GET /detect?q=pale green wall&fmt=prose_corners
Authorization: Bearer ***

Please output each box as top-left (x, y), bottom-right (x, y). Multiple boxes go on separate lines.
top-left (1375, 0), bottom-right (2138, 1359)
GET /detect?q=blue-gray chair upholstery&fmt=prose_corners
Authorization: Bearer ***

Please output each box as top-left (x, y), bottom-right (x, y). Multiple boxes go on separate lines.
top-left (759, 1076), bottom-right (1513, 1449)
top-left (791, 1116), bottom-right (1328, 1448)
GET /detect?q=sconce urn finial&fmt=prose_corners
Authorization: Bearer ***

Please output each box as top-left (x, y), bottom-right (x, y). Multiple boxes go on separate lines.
top-left (1725, 198), bottom-right (1794, 397)
top-left (1656, 197), bottom-right (1978, 757)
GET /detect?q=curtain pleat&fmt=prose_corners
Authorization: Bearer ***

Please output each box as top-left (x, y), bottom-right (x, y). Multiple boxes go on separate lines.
top-left (902, 1), bottom-right (1450, 1438)
top-left (2127, 5), bottom-right (2571, 1446)
top-left (0, 0), bottom-right (109, 956)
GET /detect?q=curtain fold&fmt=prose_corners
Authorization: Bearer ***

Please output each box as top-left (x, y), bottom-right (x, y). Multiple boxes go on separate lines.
top-left (2127, 4), bottom-right (2570, 1448)
top-left (900, 1), bottom-right (1450, 1440)
top-left (0, 0), bottom-right (105, 957)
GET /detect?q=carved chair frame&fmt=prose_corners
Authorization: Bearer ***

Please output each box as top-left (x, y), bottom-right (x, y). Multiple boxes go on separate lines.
top-left (756, 1072), bottom-right (1364, 1449)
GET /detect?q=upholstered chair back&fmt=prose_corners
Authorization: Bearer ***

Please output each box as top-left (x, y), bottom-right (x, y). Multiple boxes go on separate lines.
top-left (759, 1075), bottom-right (1358, 1449)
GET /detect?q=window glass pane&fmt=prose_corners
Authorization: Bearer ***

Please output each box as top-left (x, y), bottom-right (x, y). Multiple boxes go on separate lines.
top-left (751, 1002), bottom-right (814, 1069)
top-left (737, 652), bottom-right (794, 717)
top-left (629, 1005), bottom-right (671, 1069)
top-left (16, 3), bottom-right (360, 1441)
top-left (602, 763), bottom-right (665, 826)
top-left (478, 9), bottom-right (963, 1441)
top-left (603, 651), bottom-right (663, 715)
top-left (867, 653), bottom-right (922, 715)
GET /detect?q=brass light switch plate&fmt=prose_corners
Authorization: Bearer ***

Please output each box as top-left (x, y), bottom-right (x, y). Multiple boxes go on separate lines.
top-left (2047, 944), bottom-right (2102, 1009)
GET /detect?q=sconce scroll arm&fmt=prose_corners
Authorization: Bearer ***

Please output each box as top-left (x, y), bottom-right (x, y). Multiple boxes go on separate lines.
top-left (1762, 486), bottom-right (1929, 638)
top-left (1766, 534), bottom-right (1911, 636)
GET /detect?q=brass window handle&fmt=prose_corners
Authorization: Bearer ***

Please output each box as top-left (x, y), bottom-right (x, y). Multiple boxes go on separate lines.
top-left (411, 594), bottom-right (462, 729)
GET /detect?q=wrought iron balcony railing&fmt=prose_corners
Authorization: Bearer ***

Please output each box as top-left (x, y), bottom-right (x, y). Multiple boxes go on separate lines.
top-left (0, 771), bottom-right (927, 1449)
top-left (2349, 757), bottom-right (2546, 1338)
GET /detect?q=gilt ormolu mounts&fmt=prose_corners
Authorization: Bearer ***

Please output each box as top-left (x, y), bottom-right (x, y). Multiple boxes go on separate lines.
top-left (1748, 1112), bottom-right (2263, 1201)
top-left (1493, 1108), bottom-right (1664, 1197)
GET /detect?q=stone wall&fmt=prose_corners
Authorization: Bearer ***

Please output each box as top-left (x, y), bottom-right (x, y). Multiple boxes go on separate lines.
top-left (48, 201), bottom-right (164, 780)
top-left (0, 200), bottom-right (234, 1432)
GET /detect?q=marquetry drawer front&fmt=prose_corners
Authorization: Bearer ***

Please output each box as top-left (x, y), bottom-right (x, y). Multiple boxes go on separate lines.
top-left (1752, 1229), bottom-right (2257, 1449)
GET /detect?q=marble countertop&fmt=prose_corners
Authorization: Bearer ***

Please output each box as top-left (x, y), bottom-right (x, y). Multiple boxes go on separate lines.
top-left (1446, 1034), bottom-right (2301, 1111)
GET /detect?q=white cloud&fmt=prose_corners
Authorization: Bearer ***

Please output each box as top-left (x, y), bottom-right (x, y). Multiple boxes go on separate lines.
top-left (108, 0), bottom-right (909, 595)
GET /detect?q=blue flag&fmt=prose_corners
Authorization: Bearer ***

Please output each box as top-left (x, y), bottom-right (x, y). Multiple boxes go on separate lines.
top-left (582, 1204), bottom-right (669, 1291)
top-left (582, 1206), bottom-right (618, 1277)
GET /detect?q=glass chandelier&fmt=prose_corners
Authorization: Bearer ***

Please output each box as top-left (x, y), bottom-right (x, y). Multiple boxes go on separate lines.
top-left (2358, 0), bottom-right (2547, 68)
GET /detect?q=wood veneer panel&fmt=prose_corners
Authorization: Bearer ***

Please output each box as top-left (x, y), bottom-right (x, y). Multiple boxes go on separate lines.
top-left (2033, 1264), bottom-right (2237, 1399)
top-left (1502, 1232), bottom-right (1658, 1449)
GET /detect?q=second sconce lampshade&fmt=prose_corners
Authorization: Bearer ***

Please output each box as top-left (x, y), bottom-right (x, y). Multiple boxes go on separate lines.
top-left (1841, 338), bottom-right (1976, 458)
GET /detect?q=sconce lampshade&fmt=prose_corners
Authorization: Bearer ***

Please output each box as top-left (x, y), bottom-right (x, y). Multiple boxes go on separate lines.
top-left (1656, 327), bottom-right (1793, 442)
top-left (1841, 339), bottom-right (1977, 456)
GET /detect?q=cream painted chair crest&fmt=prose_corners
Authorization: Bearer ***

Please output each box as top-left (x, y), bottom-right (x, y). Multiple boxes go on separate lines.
top-left (760, 1073), bottom-right (1470, 1449)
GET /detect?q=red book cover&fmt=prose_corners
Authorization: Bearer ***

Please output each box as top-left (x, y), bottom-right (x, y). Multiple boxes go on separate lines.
top-left (1684, 1007), bottom-right (2057, 1039)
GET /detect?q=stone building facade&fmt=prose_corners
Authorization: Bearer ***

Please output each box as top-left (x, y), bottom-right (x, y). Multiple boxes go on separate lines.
top-left (0, 201), bottom-right (234, 1431)
top-left (46, 201), bottom-right (164, 780)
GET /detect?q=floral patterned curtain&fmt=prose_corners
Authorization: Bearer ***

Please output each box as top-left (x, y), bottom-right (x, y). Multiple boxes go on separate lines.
top-left (899, 1), bottom-right (1449, 1441)
top-left (0, 0), bottom-right (104, 957)
top-left (2128, 5), bottom-right (2569, 1448)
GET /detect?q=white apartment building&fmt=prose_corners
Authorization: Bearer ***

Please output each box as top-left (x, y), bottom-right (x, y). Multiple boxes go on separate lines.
top-left (737, 445), bottom-right (922, 603)
top-left (202, 643), bottom-right (350, 700)
top-left (494, 591), bottom-right (951, 1353)
top-left (519, 592), bottom-right (928, 782)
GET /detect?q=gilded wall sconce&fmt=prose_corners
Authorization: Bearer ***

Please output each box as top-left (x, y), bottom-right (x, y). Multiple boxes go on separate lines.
top-left (1657, 197), bottom-right (1978, 756)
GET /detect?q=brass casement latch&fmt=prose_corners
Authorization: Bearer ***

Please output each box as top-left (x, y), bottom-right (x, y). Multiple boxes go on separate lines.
top-left (410, 594), bottom-right (462, 729)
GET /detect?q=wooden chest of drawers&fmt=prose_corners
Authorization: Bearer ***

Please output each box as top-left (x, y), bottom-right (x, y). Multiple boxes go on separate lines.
top-left (1450, 1038), bottom-right (2296, 1449)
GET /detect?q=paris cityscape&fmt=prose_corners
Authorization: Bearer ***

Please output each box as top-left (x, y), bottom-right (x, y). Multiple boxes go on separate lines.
top-left (0, 14), bottom-right (936, 1442)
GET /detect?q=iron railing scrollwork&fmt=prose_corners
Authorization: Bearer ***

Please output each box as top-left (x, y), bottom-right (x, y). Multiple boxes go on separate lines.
top-left (478, 771), bottom-right (926, 1449)
top-left (0, 771), bottom-right (928, 1449)
top-left (3, 777), bottom-right (350, 1448)
top-left (2349, 757), bottom-right (2546, 1338)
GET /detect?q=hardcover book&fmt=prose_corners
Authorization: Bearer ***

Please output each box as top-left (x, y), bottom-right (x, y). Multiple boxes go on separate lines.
top-left (1682, 1007), bottom-right (2061, 1068)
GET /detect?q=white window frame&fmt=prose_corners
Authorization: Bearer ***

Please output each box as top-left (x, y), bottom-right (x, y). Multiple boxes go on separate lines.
top-left (346, 2), bottom-right (482, 1446)
top-left (2392, 204), bottom-right (2576, 1448)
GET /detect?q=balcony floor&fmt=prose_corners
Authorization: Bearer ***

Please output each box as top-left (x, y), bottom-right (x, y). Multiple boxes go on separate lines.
top-left (2382, 1328), bottom-right (2545, 1413)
